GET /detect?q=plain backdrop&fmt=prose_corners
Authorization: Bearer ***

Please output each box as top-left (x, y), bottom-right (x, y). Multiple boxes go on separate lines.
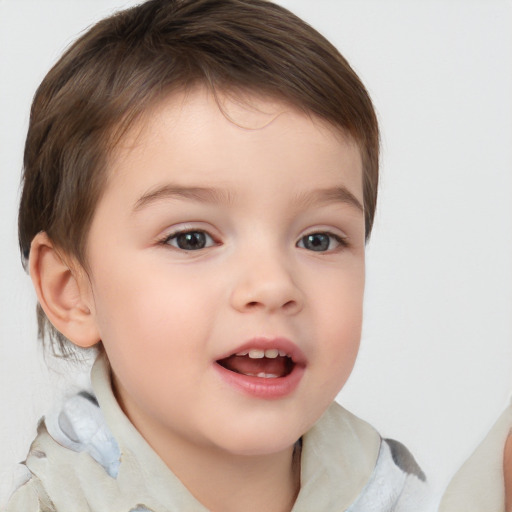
top-left (1, 0), bottom-right (511, 507)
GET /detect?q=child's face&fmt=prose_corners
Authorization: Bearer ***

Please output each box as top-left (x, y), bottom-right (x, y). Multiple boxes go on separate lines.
top-left (81, 87), bottom-right (365, 457)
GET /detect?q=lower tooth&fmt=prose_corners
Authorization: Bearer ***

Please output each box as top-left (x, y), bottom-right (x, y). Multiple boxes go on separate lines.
top-left (242, 372), bottom-right (280, 378)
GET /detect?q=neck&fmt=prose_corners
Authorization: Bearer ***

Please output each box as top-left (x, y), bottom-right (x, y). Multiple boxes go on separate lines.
top-left (115, 387), bottom-right (301, 512)
top-left (163, 439), bottom-right (302, 512)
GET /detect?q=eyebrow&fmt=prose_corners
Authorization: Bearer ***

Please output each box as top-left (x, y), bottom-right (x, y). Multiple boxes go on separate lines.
top-left (133, 184), bottom-right (233, 212)
top-left (293, 186), bottom-right (364, 213)
top-left (133, 183), bottom-right (363, 213)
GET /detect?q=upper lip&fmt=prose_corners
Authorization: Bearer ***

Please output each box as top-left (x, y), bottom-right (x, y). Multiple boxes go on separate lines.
top-left (215, 337), bottom-right (307, 366)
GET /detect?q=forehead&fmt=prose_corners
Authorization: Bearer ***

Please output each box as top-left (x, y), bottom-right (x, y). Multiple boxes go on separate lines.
top-left (103, 87), bottom-right (363, 204)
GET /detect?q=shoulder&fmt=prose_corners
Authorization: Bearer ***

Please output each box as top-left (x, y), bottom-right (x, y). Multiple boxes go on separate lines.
top-left (347, 437), bottom-right (432, 512)
top-left (5, 391), bottom-right (121, 512)
top-left (5, 385), bottom-right (195, 512)
top-left (298, 402), bottom-right (432, 511)
top-left (6, 474), bottom-right (55, 512)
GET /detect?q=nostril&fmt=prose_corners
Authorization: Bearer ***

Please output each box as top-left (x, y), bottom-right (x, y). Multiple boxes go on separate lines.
top-left (244, 299), bottom-right (299, 311)
top-left (232, 282), bottom-right (303, 313)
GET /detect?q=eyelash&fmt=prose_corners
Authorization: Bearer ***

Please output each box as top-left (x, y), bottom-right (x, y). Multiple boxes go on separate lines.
top-left (296, 231), bottom-right (348, 252)
top-left (160, 228), bottom-right (348, 253)
top-left (161, 229), bottom-right (217, 251)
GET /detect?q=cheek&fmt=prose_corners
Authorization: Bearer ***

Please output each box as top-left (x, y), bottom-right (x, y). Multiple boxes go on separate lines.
top-left (311, 263), bottom-right (364, 374)
top-left (91, 268), bottom-right (213, 403)
top-left (90, 259), bottom-right (219, 357)
top-left (321, 307), bottom-right (362, 377)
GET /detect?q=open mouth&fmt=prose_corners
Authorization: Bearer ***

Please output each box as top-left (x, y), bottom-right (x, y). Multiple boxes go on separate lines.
top-left (216, 349), bottom-right (295, 379)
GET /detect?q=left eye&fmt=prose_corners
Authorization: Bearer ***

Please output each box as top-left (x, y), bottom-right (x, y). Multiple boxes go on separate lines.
top-left (164, 230), bottom-right (215, 251)
top-left (297, 232), bottom-right (343, 252)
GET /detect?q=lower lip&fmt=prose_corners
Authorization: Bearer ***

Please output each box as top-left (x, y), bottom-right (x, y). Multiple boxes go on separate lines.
top-left (214, 363), bottom-right (305, 399)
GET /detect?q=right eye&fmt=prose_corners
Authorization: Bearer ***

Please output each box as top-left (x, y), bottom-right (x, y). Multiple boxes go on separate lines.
top-left (163, 230), bottom-right (216, 251)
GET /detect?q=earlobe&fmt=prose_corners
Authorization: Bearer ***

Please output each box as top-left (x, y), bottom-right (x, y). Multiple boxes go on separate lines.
top-left (29, 232), bottom-right (100, 348)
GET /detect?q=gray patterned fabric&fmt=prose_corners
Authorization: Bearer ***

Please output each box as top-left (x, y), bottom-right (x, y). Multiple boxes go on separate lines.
top-left (7, 355), bottom-right (431, 511)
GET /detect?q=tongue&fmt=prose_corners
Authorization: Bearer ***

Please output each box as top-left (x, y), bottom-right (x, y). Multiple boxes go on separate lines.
top-left (219, 355), bottom-right (291, 377)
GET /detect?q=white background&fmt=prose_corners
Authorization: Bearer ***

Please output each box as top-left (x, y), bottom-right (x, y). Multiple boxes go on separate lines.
top-left (1, 0), bottom-right (511, 507)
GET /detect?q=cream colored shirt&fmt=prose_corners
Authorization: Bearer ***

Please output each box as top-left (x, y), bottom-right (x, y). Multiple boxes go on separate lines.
top-left (7, 354), bottom-right (430, 511)
top-left (439, 401), bottom-right (512, 512)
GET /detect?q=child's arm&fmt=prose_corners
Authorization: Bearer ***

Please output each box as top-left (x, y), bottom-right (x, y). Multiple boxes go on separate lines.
top-left (504, 432), bottom-right (512, 512)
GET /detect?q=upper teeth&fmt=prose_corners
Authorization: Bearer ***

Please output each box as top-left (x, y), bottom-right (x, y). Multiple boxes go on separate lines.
top-left (235, 349), bottom-right (288, 359)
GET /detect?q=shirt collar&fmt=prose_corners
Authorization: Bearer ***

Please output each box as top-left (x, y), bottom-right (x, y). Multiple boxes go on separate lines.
top-left (92, 352), bottom-right (381, 511)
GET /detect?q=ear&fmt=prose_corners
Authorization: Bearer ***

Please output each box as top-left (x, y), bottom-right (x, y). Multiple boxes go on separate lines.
top-left (29, 232), bottom-right (100, 348)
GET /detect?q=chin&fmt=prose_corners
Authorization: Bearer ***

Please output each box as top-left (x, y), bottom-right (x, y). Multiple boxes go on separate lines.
top-left (209, 415), bottom-right (309, 457)
top-left (221, 436), bottom-right (299, 458)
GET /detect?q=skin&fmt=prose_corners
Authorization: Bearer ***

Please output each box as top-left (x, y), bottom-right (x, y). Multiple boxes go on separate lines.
top-left (32, 87), bottom-right (366, 512)
top-left (505, 433), bottom-right (512, 511)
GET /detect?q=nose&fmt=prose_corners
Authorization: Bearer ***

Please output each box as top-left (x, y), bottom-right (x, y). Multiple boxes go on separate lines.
top-left (229, 250), bottom-right (304, 315)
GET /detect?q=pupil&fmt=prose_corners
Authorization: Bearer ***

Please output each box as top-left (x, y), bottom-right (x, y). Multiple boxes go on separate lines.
top-left (305, 234), bottom-right (328, 251)
top-left (177, 232), bottom-right (206, 250)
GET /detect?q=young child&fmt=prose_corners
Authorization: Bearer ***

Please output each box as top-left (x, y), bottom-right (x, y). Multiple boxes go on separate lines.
top-left (7, 0), bottom-right (430, 510)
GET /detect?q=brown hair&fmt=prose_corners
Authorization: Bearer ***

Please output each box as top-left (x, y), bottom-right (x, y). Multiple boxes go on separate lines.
top-left (18, 0), bottom-right (379, 356)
